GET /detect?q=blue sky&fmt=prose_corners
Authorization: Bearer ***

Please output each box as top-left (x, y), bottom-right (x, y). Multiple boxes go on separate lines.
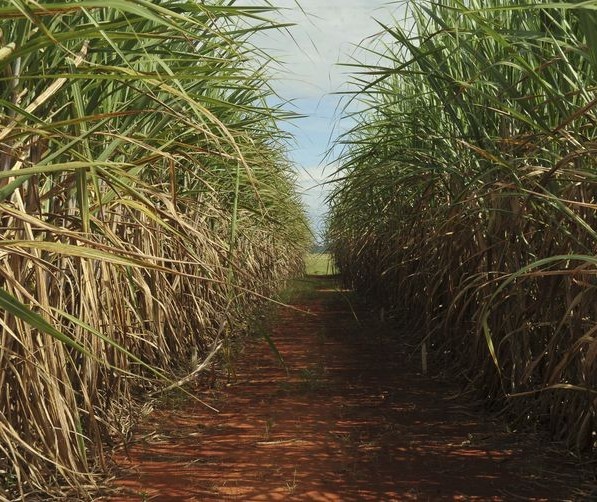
top-left (240, 1), bottom-right (406, 240)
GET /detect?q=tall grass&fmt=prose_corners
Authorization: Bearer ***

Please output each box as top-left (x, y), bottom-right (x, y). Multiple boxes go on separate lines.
top-left (329, 1), bottom-right (597, 454)
top-left (0, 1), bottom-right (309, 498)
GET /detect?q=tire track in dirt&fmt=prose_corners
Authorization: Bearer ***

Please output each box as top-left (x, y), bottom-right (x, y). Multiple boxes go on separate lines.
top-left (106, 276), bottom-right (589, 501)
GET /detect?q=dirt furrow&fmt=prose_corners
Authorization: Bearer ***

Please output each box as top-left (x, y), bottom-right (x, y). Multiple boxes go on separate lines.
top-left (106, 277), bottom-right (588, 501)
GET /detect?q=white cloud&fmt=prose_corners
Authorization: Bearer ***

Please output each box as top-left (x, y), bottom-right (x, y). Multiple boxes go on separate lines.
top-left (296, 168), bottom-right (324, 184)
top-left (248, 1), bottom-right (394, 98)
top-left (235, 1), bottom-right (406, 236)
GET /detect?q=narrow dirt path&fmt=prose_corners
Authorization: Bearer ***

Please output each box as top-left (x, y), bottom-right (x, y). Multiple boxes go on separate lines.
top-left (107, 276), bottom-right (588, 501)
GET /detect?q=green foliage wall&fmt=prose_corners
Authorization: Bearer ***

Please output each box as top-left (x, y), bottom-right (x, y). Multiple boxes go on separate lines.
top-left (330, 1), bottom-right (597, 454)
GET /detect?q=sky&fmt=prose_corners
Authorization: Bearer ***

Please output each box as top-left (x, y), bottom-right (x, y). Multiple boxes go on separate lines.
top-left (238, 1), bottom-right (406, 241)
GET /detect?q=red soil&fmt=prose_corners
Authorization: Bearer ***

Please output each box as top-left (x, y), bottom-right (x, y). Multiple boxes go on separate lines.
top-left (105, 277), bottom-right (591, 501)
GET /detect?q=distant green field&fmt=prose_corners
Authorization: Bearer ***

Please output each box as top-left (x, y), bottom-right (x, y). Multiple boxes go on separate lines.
top-left (305, 253), bottom-right (335, 275)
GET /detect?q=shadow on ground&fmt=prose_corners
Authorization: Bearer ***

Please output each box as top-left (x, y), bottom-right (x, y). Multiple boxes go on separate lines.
top-left (106, 276), bottom-right (591, 501)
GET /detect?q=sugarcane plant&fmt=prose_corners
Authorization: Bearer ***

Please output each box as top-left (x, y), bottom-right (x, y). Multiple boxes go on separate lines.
top-left (0, 0), bottom-right (309, 498)
top-left (329, 0), bottom-right (597, 454)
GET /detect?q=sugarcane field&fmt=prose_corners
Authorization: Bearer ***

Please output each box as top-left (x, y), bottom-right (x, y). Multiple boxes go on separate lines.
top-left (1, 1), bottom-right (597, 500)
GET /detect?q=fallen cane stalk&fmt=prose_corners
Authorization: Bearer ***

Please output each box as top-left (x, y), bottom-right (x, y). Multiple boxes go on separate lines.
top-left (149, 342), bottom-right (223, 397)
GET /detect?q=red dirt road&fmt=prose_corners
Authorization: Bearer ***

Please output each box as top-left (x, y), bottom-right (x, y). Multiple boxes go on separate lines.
top-left (107, 277), bottom-right (589, 501)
